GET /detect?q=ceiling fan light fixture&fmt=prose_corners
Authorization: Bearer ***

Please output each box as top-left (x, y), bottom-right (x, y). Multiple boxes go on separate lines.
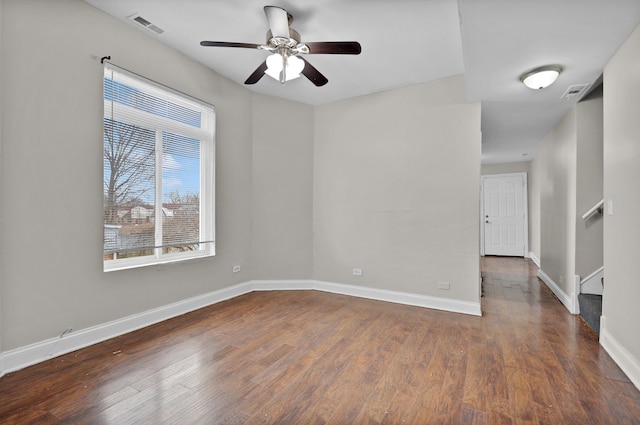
top-left (265, 53), bottom-right (305, 82)
top-left (520, 65), bottom-right (563, 90)
top-left (200, 6), bottom-right (360, 86)
top-left (287, 55), bottom-right (305, 76)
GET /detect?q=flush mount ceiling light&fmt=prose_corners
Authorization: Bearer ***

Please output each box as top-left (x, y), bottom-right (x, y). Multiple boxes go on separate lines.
top-left (520, 65), bottom-right (563, 90)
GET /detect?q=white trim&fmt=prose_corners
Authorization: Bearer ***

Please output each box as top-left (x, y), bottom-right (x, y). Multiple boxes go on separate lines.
top-left (529, 252), bottom-right (541, 267)
top-left (480, 179), bottom-right (485, 257)
top-left (104, 250), bottom-right (216, 272)
top-left (522, 173), bottom-right (529, 258)
top-left (573, 275), bottom-right (581, 315)
top-left (580, 266), bottom-right (604, 295)
top-left (250, 280), bottom-right (482, 316)
top-left (538, 268), bottom-right (577, 314)
top-left (319, 281), bottom-right (481, 316)
top-left (600, 316), bottom-right (640, 391)
top-left (251, 279), bottom-right (315, 292)
top-left (0, 282), bottom-right (252, 376)
top-left (581, 266), bottom-right (604, 285)
top-left (102, 65), bottom-right (216, 272)
top-left (0, 280), bottom-right (481, 376)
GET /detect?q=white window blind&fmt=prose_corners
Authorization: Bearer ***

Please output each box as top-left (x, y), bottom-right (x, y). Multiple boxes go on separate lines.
top-left (103, 64), bottom-right (215, 271)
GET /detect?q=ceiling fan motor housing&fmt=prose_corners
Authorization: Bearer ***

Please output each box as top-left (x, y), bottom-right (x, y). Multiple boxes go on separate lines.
top-left (266, 28), bottom-right (301, 48)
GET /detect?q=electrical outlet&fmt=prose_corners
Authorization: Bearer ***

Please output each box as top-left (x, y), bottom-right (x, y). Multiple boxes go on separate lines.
top-left (352, 268), bottom-right (363, 276)
top-left (232, 265), bottom-right (241, 273)
top-left (559, 276), bottom-right (564, 284)
top-left (438, 281), bottom-right (451, 290)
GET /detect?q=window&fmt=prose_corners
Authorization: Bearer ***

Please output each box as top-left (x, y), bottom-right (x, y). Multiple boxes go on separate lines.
top-left (103, 64), bottom-right (215, 271)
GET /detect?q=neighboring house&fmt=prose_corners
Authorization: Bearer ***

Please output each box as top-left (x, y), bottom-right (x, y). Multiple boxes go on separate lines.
top-left (104, 206), bottom-right (179, 255)
top-left (131, 205), bottom-right (154, 222)
top-left (117, 207), bottom-right (131, 222)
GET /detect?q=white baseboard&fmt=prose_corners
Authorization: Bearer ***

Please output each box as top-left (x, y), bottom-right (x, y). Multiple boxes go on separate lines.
top-left (0, 281), bottom-right (253, 377)
top-left (250, 279), bottom-right (316, 292)
top-left (0, 280), bottom-right (481, 376)
top-left (600, 316), bottom-right (640, 391)
top-left (529, 252), bottom-right (541, 268)
top-left (537, 268), bottom-right (577, 314)
top-left (573, 275), bottom-right (581, 315)
top-left (318, 280), bottom-right (481, 316)
top-left (250, 280), bottom-right (482, 317)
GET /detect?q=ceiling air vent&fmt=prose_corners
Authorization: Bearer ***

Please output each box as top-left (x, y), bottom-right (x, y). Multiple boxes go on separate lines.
top-left (129, 14), bottom-right (164, 35)
top-left (561, 84), bottom-right (591, 101)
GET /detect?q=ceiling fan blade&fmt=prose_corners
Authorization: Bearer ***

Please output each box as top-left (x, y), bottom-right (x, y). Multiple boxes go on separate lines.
top-left (305, 41), bottom-right (361, 55)
top-left (200, 41), bottom-right (262, 49)
top-left (264, 6), bottom-right (290, 39)
top-left (244, 60), bottom-right (268, 85)
top-left (300, 58), bottom-right (328, 87)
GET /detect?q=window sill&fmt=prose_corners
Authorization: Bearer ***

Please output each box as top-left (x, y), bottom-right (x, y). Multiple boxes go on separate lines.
top-left (104, 250), bottom-right (216, 272)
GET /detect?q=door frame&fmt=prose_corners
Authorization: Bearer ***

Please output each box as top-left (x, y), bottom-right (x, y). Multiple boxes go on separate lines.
top-left (480, 172), bottom-right (529, 257)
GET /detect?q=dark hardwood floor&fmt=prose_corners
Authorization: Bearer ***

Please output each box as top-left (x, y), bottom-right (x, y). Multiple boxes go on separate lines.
top-left (1, 256), bottom-right (640, 424)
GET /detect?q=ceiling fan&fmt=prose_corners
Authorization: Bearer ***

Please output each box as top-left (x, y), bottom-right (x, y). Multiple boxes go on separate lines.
top-left (200, 5), bottom-right (361, 87)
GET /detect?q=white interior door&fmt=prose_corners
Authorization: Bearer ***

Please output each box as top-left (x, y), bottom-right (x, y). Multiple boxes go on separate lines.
top-left (482, 173), bottom-right (527, 257)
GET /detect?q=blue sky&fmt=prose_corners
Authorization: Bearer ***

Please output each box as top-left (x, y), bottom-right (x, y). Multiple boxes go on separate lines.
top-left (162, 132), bottom-right (200, 202)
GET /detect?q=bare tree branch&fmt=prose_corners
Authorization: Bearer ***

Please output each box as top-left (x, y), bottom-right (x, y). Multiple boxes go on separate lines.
top-left (104, 119), bottom-right (155, 224)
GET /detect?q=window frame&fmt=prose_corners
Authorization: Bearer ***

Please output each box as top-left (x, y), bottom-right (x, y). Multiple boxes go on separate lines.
top-left (103, 65), bottom-right (216, 272)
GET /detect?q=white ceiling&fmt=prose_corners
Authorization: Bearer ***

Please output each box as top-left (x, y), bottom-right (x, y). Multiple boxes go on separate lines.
top-left (84, 0), bottom-right (640, 164)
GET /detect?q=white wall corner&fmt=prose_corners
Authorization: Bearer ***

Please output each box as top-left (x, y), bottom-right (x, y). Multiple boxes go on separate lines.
top-left (573, 275), bottom-right (581, 315)
top-left (529, 252), bottom-right (541, 268)
top-left (600, 316), bottom-right (640, 391)
top-left (538, 268), bottom-right (576, 314)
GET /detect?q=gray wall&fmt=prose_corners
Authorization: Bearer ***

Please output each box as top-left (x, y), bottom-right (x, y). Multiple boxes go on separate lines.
top-left (526, 31), bottom-right (640, 384)
top-left (603, 23), bottom-right (640, 376)
top-left (575, 91), bottom-right (603, 279)
top-left (481, 162), bottom-right (530, 176)
top-left (314, 77), bottom-right (482, 302)
top-left (533, 109), bottom-right (578, 295)
top-left (530, 90), bottom-right (604, 291)
top-left (0, 0), bottom-right (482, 354)
top-left (251, 94), bottom-right (314, 279)
top-left (0, 0), bottom-right (256, 350)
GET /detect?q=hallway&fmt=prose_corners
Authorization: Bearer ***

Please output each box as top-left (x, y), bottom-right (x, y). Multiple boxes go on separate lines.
top-left (481, 255), bottom-right (640, 424)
